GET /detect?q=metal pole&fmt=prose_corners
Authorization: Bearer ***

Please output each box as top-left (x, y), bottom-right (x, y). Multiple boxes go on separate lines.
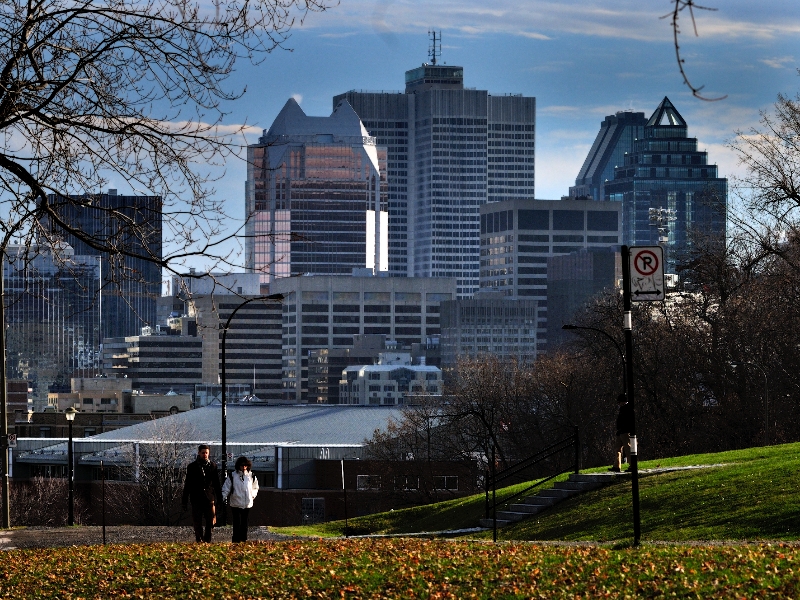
top-left (101, 460), bottom-right (106, 545)
top-left (764, 370), bottom-right (769, 446)
top-left (621, 245), bottom-right (641, 546)
top-left (0, 263), bottom-right (9, 529)
top-left (68, 418), bottom-right (74, 526)
top-left (491, 442), bottom-right (497, 543)
top-left (341, 459), bottom-right (349, 537)
top-left (574, 425), bottom-right (581, 474)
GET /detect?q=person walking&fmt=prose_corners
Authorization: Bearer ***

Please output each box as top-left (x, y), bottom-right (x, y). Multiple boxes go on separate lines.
top-left (182, 444), bottom-right (222, 543)
top-left (222, 456), bottom-right (259, 543)
top-left (610, 394), bottom-right (634, 472)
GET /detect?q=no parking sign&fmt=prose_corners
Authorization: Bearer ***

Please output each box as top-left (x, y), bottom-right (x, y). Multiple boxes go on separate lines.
top-left (629, 246), bottom-right (665, 302)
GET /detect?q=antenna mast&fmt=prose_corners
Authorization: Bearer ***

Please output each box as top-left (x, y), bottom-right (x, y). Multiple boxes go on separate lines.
top-left (428, 30), bottom-right (441, 65)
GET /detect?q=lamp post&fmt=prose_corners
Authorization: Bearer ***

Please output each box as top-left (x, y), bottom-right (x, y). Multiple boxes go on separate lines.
top-left (65, 406), bottom-right (77, 526)
top-left (731, 360), bottom-right (769, 446)
top-left (562, 324), bottom-right (627, 393)
top-left (218, 293), bottom-right (282, 524)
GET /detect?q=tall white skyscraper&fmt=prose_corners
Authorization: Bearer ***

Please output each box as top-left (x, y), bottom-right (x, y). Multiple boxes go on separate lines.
top-left (336, 57), bottom-right (535, 297)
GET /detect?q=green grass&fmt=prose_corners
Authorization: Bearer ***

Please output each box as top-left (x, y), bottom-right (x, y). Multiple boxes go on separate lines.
top-left (3, 538), bottom-right (800, 598)
top-left (276, 443), bottom-right (800, 543)
top-left (276, 477), bottom-right (565, 538)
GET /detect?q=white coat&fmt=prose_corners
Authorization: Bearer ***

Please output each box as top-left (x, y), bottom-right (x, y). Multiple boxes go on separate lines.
top-left (222, 469), bottom-right (259, 509)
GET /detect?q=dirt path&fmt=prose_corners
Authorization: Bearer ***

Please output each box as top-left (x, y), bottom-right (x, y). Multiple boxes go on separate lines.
top-left (0, 525), bottom-right (294, 550)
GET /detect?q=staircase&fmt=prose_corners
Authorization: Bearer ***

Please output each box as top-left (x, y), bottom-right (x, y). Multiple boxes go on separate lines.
top-left (479, 472), bottom-right (619, 528)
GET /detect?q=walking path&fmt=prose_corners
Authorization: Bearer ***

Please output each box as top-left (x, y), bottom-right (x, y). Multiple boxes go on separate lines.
top-left (0, 525), bottom-right (293, 551)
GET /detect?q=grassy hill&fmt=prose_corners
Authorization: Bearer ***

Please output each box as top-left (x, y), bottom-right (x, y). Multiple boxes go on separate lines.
top-left (275, 443), bottom-right (800, 542)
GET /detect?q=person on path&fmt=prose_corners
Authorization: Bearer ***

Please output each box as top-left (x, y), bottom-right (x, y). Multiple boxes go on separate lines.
top-left (610, 394), bottom-right (634, 472)
top-left (182, 444), bottom-right (222, 542)
top-left (222, 456), bottom-right (259, 543)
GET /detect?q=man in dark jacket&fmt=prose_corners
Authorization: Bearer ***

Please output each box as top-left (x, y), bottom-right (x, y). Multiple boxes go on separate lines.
top-left (182, 444), bottom-right (222, 542)
top-left (610, 394), bottom-right (634, 472)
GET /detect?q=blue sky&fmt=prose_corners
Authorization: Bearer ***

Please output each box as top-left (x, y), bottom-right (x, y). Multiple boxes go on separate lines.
top-left (142, 0), bottom-right (800, 268)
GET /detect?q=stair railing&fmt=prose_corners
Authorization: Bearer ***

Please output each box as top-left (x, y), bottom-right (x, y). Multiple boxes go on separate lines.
top-left (484, 426), bottom-right (580, 540)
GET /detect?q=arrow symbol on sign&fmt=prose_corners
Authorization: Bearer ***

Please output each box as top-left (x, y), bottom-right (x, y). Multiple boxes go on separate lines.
top-left (634, 289), bottom-right (662, 296)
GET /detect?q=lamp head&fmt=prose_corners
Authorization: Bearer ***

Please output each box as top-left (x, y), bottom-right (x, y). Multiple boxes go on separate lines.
top-left (65, 407), bottom-right (78, 421)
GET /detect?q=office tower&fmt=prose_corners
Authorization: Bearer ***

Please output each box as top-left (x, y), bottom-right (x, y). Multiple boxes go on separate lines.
top-left (569, 111), bottom-right (647, 201)
top-left (546, 248), bottom-right (621, 348)
top-left (439, 293), bottom-right (540, 366)
top-left (335, 58), bottom-right (536, 296)
top-left (479, 198), bottom-right (621, 351)
top-left (245, 99), bottom-right (388, 284)
top-left (4, 243), bottom-right (100, 408)
top-left (271, 274), bottom-right (456, 403)
top-left (44, 190), bottom-right (163, 339)
top-left (604, 97), bottom-right (727, 270)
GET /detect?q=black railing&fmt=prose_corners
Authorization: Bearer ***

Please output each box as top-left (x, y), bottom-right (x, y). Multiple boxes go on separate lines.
top-left (484, 427), bottom-right (580, 540)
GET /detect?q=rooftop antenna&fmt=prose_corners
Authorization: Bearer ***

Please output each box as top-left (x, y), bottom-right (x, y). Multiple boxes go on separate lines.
top-left (428, 30), bottom-right (441, 65)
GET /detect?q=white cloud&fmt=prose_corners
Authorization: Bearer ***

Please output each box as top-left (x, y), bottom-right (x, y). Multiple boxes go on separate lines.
top-left (292, 93), bottom-right (304, 105)
top-left (760, 56), bottom-right (796, 69)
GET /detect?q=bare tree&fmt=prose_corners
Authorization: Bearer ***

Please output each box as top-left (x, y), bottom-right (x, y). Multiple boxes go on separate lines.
top-left (0, 0), bottom-right (330, 526)
top-left (116, 419), bottom-right (198, 526)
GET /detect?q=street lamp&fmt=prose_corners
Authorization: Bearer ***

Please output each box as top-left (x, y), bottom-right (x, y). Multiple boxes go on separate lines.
top-left (730, 360), bottom-right (769, 446)
top-left (218, 293), bottom-right (282, 524)
top-left (65, 406), bottom-right (78, 526)
top-left (562, 324), bottom-right (627, 393)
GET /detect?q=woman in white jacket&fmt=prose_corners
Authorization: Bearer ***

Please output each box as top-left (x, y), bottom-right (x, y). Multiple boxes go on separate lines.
top-left (221, 456), bottom-right (259, 543)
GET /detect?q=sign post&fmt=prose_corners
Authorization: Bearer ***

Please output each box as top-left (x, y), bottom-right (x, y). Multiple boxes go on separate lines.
top-left (621, 245), bottom-right (665, 546)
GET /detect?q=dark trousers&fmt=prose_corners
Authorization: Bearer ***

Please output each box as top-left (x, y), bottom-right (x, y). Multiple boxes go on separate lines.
top-left (231, 507), bottom-right (250, 543)
top-left (192, 501), bottom-right (215, 542)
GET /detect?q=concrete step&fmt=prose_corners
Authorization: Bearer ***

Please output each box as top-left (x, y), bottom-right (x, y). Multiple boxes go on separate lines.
top-left (568, 473), bottom-right (622, 484)
top-left (517, 495), bottom-right (557, 506)
top-left (496, 510), bottom-right (531, 523)
top-left (507, 503), bottom-right (546, 514)
top-left (554, 481), bottom-right (595, 491)
top-left (537, 488), bottom-right (579, 499)
top-left (479, 518), bottom-right (512, 528)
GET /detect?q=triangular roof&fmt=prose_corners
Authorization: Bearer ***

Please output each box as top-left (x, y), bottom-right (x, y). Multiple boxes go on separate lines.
top-left (646, 97), bottom-right (686, 128)
top-left (265, 98), bottom-right (370, 138)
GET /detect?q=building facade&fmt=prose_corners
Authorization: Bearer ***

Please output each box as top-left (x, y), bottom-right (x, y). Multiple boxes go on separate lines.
top-left (271, 274), bottom-right (455, 403)
top-left (4, 243), bottom-right (101, 409)
top-left (335, 61), bottom-right (536, 295)
top-left (245, 99), bottom-right (388, 284)
top-left (44, 190), bottom-right (162, 340)
top-left (569, 111), bottom-right (647, 201)
top-left (339, 352), bottom-right (443, 406)
top-left (479, 198), bottom-right (621, 351)
top-left (101, 322), bottom-right (203, 396)
top-left (604, 97), bottom-right (727, 270)
top-left (439, 293), bottom-right (539, 366)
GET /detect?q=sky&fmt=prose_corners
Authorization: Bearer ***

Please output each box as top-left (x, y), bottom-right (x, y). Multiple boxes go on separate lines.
top-left (129, 0), bottom-right (800, 269)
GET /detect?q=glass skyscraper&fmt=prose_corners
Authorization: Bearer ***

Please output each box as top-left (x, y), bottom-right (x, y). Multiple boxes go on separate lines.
top-left (245, 99), bottom-right (388, 284)
top-left (44, 190), bottom-right (163, 340)
top-left (569, 111), bottom-right (647, 201)
top-left (335, 62), bottom-right (536, 297)
top-left (604, 97), bottom-right (727, 270)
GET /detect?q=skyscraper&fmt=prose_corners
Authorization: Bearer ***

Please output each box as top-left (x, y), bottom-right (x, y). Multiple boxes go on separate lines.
top-left (569, 111), bottom-right (647, 201)
top-left (4, 242), bottom-right (100, 408)
top-left (45, 190), bottom-right (163, 340)
top-left (335, 56), bottom-right (536, 296)
top-left (245, 99), bottom-right (388, 284)
top-left (604, 97), bottom-right (727, 270)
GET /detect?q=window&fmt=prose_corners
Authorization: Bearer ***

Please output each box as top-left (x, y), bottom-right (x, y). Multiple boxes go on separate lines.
top-left (83, 398), bottom-right (93, 405)
top-left (433, 476), bottom-right (459, 491)
top-left (553, 210), bottom-right (584, 230)
top-left (395, 476), bottom-right (419, 491)
top-left (518, 209), bottom-right (548, 230)
top-left (301, 498), bottom-right (325, 524)
top-left (587, 211), bottom-right (618, 231)
top-left (357, 475), bottom-right (381, 490)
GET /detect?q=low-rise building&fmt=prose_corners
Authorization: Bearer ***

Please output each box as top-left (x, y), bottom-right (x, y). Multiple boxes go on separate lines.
top-left (48, 376), bottom-right (191, 414)
top-left (339, 352), bottom-right (442, 406)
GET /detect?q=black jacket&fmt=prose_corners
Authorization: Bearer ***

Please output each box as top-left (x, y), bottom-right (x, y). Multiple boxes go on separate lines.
top-left (182, 458), bottom-right (222, 507)
top-left (616, 402), bottom-right (635, 435)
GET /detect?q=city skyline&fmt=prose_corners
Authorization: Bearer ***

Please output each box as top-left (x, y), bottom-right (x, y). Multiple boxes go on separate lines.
top-left (92, 1), bottom-right (799, 272)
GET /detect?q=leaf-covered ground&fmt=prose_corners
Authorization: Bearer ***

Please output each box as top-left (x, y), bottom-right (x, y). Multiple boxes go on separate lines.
top-left (1, 538), bottom-right (799, 598)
